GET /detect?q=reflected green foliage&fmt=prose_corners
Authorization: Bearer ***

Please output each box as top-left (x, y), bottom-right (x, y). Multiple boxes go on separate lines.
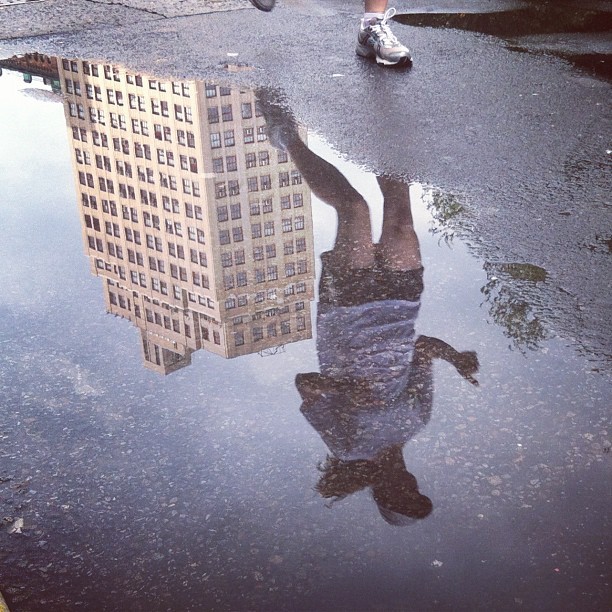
top-left (424, 189), bottom-right (465, 244)
top-left (481, 262), bottom-right (550, 352)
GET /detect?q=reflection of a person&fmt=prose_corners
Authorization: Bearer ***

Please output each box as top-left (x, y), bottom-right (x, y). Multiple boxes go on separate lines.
top-left (258, 91), bottom-right (479, 525)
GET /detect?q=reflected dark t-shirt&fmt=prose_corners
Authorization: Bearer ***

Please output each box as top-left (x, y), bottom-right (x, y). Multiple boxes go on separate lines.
top-left (304, 299), bottom-right (433, 461)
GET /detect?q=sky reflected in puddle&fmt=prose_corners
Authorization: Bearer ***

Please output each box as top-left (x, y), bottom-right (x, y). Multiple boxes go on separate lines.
top-left (0, 55), bottom-right (609, 611)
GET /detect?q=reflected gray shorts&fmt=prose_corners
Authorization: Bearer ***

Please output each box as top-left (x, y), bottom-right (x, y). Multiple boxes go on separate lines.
top-left (318, 250), bottom-right (424, 308)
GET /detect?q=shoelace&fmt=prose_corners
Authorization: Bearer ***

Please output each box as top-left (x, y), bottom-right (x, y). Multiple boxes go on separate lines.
top-left (369, 7), bottom-right (401, 47)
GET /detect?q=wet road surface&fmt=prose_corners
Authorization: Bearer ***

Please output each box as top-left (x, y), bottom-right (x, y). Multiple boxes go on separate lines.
top-left (0, 2), bottom-right (611, 611)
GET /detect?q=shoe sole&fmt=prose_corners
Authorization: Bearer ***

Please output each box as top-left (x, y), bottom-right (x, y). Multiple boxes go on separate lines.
top-left (356, 43), bottom-right (412, 66)
top-left (249, 0), bottom-right (275, 11)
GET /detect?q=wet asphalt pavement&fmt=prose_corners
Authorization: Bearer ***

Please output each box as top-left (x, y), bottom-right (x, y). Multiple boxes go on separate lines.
top-left (0, 1), bottom-right (610, 611)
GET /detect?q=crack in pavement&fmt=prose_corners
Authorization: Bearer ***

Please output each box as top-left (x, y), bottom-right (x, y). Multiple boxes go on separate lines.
top-left (83, 0), bottom-right (168, 18)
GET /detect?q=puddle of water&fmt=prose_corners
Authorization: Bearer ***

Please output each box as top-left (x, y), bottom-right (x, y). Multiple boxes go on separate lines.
top-left (0, 55), bottom-right (610, 611)
top-left (394, 3), bottom-right (612, 79)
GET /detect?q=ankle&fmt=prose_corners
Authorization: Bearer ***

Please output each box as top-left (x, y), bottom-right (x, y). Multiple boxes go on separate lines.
top-left (361, 12), bottom-right (383, 28)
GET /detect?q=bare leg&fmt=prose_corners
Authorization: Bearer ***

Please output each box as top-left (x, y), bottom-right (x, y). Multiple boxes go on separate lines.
top-left (256, 89), bottom-right (376, 268)
top-left (285, 136), bottom-right (375, 269)
top-left (377, 176), bottom-right (422, 271)
top-left (365, 0), bottom-right (387, 12)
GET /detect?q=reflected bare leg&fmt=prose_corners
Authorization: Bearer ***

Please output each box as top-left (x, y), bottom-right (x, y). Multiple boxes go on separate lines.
top-left (377, 176), bottom-right (421, 271)
top-left (286, 137), bottom-right (376, 269)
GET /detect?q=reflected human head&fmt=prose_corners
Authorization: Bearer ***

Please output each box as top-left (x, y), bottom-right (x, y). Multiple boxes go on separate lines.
top-left (371, 471), bottom-right (433, 525)
top-left (316, 454), bottom-right (432, 526)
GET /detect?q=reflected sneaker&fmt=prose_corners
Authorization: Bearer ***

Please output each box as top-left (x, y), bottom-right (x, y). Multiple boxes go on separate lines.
top-left (356, 8), bottom-right (412, 66)
top-left (255, 88), bottom-right (300, 151)
top-left (249, 0), bottom-right (275, 11)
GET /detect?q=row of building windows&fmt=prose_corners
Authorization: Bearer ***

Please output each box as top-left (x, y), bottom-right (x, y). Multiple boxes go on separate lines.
top-left (78, 152), bottom-right (199, 178)
top-left (218, 240), bottom-right (306, 268)
top-left (233, 317), bottom-right (306, 346)
top-left (222, 261), bottom-right (309, 289)
top-left (232, 302), bottom-right (305, 325)
top-left (80, 165), bottom-right (201, 196)
top-left (224, 283), bottom-right (308, 312)
top-left (210, 125), bottom-right (267, 149)
top-left (64, 59), bottom-right (193, 100)
top-left (70, 119), bottom-right (197, 151)
top-left (86, 213), bottom-right (210, 260)
top-left (92, 231), bottom-right (307, 281)
top-left (206, 100), bottom-right (262, 123)
top-left (217, 216), bottom-right (305, 245)
top-left (213, 171), bottom-right (302, 199)
top-left (80, 193), bottom-right (204, 225)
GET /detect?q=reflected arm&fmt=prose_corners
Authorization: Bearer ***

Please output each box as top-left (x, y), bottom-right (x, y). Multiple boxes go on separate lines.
top-left (414, 335), bottom-right (479, 385)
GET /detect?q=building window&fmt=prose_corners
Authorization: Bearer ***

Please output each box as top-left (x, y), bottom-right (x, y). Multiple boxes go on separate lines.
top-left (224, 130), bottom-right (235, 147)
top-left (215, 183), bottom-right (227, 199)
top-left (260, 175), bottom-right (272, 190)
top-left (232, 226), bottom-right (244, 242)
top-left (241, 102), bottom-right (253, 119)
top-left (217, 205), bottom-right (229, 222)
top-left (213, 157), bottom-right (224, 173)
top-left (221, 105), bottom-right (233, 121)
top-left (267, 265), bottom-right (278, 281)
top-left (245, 152), bottom-right (256, 168)
top-left (247, 177), bottom-right (258, 192)
top-left (243, 127), bottom-right (254, 144)
top-left (226, 155), bottom-right (238, 172)
top-left (208, 107), bottom-right (219, 123)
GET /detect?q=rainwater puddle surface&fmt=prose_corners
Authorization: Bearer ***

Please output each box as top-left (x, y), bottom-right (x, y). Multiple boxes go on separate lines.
top-left (0, 56), bottom-right (610, 611)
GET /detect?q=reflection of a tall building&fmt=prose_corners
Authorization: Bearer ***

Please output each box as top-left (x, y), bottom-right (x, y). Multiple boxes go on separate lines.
top-left (58, 58), bottom-right (315, 374)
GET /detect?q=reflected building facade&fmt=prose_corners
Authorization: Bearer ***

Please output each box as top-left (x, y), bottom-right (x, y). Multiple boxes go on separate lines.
top-left (58, 58), bottom-right (315, 373)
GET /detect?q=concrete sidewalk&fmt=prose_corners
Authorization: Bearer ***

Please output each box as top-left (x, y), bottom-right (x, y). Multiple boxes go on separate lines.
top-left (0, 0), bottom-right (251, 40)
